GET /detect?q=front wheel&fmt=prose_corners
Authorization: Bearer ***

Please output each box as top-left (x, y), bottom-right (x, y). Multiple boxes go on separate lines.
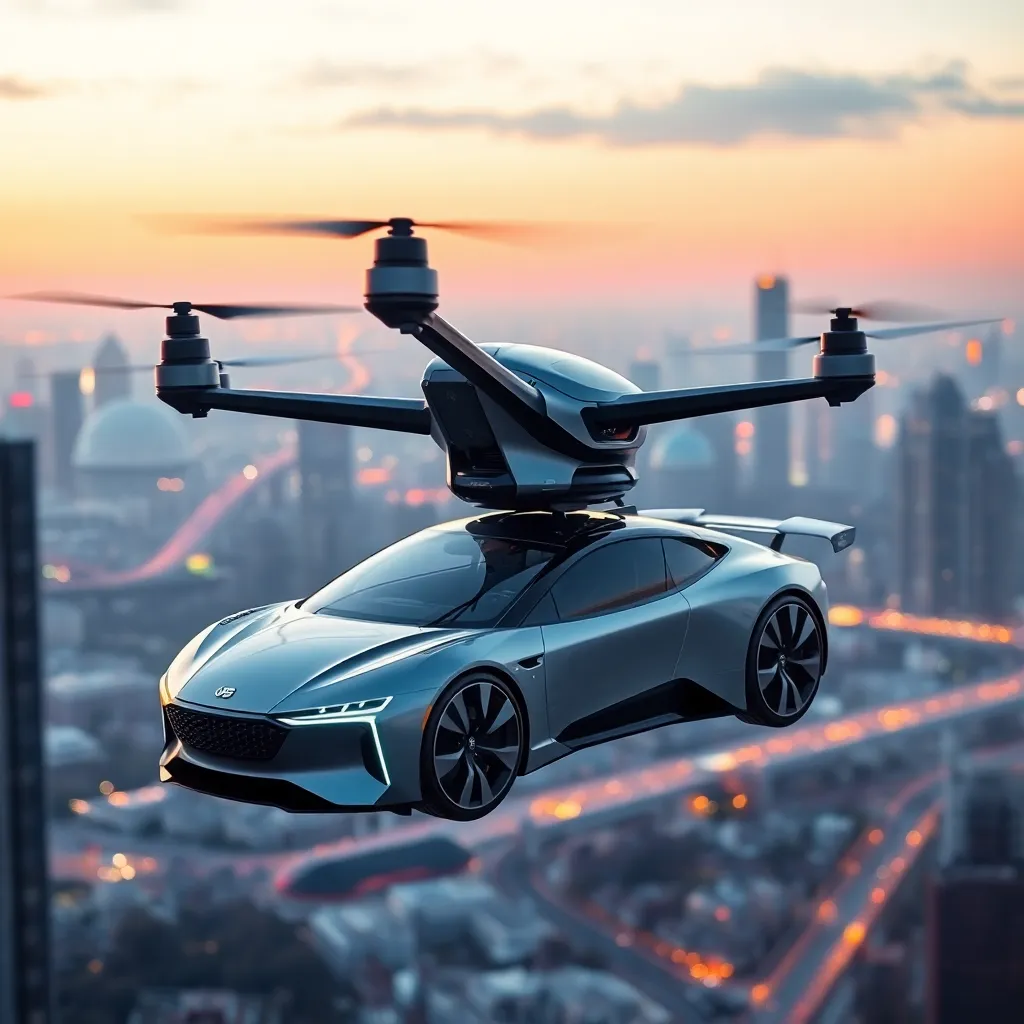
top-left (419, 673), bottom-right (525, 821)
top-left (739, 594), bottom-right (824, 727)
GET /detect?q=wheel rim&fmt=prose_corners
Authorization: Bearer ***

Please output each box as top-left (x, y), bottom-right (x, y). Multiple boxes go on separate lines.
top-left (757, 602), bottom-right (822, 717)
top-left (433, 680), bottom-right (521, 810)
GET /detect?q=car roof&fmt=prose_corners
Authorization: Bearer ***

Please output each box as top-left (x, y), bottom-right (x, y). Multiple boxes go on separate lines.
top-left (434, 509), bottom-right (702, 550)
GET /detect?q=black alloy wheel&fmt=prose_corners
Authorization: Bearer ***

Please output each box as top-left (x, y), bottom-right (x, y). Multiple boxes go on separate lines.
top-left (741, 594), bottom-right (824, 727)
top-left (420, 673), bottom-right (524, 821)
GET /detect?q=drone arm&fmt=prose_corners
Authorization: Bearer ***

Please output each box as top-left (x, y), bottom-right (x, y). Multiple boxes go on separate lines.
top-left (410, 314), bottom-right (546, 416)
top-left (584, 375), bottom-right (874, 431)
top-left (159, 387), bottom-right (434, 434)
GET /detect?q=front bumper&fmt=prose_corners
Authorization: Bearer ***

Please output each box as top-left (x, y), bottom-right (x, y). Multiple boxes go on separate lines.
top-left (159, 693), bottom-right (430, 812)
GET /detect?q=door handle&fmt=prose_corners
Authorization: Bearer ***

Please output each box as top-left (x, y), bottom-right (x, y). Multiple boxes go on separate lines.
top-left (518, 654), bottom-right (544, 669)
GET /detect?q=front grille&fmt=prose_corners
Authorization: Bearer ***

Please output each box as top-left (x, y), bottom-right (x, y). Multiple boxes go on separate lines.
top-left (166, 705), bottom-right (287, 761)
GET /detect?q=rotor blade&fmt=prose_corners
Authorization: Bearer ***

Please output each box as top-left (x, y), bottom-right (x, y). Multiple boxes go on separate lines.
top-left (8, 291), bottom-right (168, 311)
top-left (414, 220), bottom-right (575, 243)
top-left (167, 216), bottom-right (389, 239)
top-left (158, 214), bottom-right (576, 244)
top-left (685, 335), bottom-right (819, 356)
top-left (191, 302), bottom-right (362, 320)
top-left (792, 299), bottom-right (945, 322)
top-left (866, 318), bottom-right (1004, 341)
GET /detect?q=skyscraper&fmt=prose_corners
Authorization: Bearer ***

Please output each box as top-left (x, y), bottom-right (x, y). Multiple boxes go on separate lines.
top-left (0, 439), bottom-right (54, 1024)
top-left (50, 370), bottom-right (84, 498)
top-left (753, 275), bottom-right (790, 491)
top-left (897, 375), bottom-right (1018, 620)
top-left (927, 753), bottom-right (1024, 1023)
top-left (298, 420), bottom-right (354, 592)
top-left (93, 333), bottom-right (131, 409)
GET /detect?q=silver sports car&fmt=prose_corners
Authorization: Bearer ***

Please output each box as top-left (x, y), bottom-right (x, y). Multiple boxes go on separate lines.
top-left (159, 508), bottom-right (853, 820)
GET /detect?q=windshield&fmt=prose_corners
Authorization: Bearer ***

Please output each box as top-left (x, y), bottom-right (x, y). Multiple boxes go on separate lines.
top-left (305, 527), bottom-right (558, 627)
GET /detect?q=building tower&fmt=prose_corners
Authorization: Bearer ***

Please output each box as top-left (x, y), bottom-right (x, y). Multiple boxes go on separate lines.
top-left (897, 375), bottom-right (1018, 620)
top-left (50, 370), bottom-right (85, 498)
top-left (927, 755), bottom-right (1024, 1023)
top-left (92, 333), bottom-right (131, 409)
top-left (0, 439), bottom-right (54, 1024)
top-left (298, 420), bottom-right (354, 592)
top-left (753, 275), bottom-right (790, 492)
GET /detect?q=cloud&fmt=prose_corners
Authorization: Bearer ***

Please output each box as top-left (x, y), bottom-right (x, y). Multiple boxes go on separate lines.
top-left (0, 75), bottom-right (51, 100)
top-left (345, 63), bottom-right (1024, 147)
top-left (296, 51), bottom-right (522, 92)
top-left (299, 60), bottom-right (437, 90)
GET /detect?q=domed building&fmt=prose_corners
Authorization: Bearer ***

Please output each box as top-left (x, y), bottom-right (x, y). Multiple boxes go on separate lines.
top-left (645, 416), bottom-right (736, 510)
top-left (72, 399), bottom-right (197, 525)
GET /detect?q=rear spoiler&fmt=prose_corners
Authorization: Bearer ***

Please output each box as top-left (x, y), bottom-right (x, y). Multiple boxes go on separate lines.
top-left (639, 509), bottom-right (856, 554)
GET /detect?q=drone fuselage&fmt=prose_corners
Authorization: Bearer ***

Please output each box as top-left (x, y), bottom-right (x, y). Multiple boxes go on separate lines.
top-left (421, 344), bottom-right (647, 509)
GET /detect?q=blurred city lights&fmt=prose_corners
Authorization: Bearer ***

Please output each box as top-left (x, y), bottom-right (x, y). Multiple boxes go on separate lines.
top-left (242, 464), bottom-right (258, 480)
top-left (965, 338), bottom-right (983, 365)
top-left (185, 552), bottom-right (213, 576)
top-left (874, 413), bottom-right (898, 449)
top-left (78, 366), bottom-right (95, 396)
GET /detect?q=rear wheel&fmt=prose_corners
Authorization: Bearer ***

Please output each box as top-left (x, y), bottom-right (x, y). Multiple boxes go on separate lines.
top-left (419, 673), bottom-right (524, 821)
top-left (740, 594), bottom-right (824, 727)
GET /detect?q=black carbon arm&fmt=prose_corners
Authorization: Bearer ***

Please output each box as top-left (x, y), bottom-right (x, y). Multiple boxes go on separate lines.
top-left (158, 387), bottom-right (434, 434)
top-left (583, 375), bottom-right (874, 431)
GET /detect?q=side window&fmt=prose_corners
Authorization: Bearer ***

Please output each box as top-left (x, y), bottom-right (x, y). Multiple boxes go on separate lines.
top-left (663, 538), bottom-right (721, 589)
top-left (549, 538), bottom-right (669, 621)
top-left (521, 591), bottom-right (558, 627)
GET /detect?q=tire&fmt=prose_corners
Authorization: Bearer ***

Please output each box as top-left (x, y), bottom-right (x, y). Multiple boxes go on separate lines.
top-left (740, 593), bottom-right (824, 728)
top-left (419, 672), bottom-right (525, 821)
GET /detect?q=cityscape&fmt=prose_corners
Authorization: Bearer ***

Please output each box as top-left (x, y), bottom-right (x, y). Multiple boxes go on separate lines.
top-left (3, 3), bottom-right (1024, 1024)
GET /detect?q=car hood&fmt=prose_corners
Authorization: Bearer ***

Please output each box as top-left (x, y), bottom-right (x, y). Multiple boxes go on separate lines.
top-left (175, 605), bottom-right (471, 713)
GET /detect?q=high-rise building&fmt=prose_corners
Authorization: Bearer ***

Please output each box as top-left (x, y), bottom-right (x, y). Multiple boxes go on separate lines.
top-left (50, 370), bottom-right (84, 497)
top-left (93, 333), bottom-right (131, 408)
top-left (927, 752), bottom-right (1024, 1023)
top-left (753, 275), bottom-right (790, 491)
top-left (966, 410), bottom-right (1018, 621)
top-left (897, 375), bottom-right (1018, 620)
top-left (0, 439), bottom-right (54, 1024)
top-left (298, 420), bottom-right (354, 592)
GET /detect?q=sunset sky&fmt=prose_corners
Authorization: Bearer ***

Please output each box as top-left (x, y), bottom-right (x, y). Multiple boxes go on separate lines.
top-left (2, 0), bottom-right (1022, 343)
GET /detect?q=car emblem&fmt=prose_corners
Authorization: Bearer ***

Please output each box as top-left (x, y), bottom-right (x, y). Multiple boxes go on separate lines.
top-left (214, 687), bottom-right (236, 699)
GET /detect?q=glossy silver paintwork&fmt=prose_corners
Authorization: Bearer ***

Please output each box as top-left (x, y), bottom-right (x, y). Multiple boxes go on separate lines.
top-left (158, 511), bottom-right (832, 816)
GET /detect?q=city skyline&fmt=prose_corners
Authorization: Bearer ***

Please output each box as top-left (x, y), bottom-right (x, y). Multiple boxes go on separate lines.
top-left (1, 0), bottom-right (1022, 343)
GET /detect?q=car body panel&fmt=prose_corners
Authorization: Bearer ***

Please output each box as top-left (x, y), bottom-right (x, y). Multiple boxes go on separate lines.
top-left (158, 509), bottom-right (837, 816)
top-left (541, 591), bottom-right (690, 738)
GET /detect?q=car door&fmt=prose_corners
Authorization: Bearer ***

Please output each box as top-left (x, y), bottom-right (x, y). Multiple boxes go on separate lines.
top-left (535, 537), bottom-right (690, 742)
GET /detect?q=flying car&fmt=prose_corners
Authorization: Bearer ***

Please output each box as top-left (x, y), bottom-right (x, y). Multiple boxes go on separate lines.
top-left (157, 506), bottom-right (843, 820)
top-left (13, 215), bottom-right (1001, 820)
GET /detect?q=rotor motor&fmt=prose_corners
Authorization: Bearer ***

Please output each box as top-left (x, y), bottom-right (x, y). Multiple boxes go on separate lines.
top-left (154, 303), bottom-right (223, 393)
top-left (364, 223), bottom-right (439, 328)
top-left (812, 309), bottom-right (876, 379)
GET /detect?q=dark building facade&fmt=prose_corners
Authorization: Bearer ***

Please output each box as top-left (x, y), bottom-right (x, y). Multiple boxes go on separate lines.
top-left (49, 369), bottom-right (84, 497)
top-left (897, 375), bottom-right (1018, 620)
top-left (0, 439), bottom-right (54, 1024)
top-left (753, 275), bottom-right (790, 492)
top-left (298, 420), bottom-right (354, 592)
top-left (928, 759), bottom-right (1024, 1024)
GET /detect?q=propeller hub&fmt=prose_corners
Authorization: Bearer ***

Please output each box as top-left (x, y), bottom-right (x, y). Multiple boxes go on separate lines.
top-left (830, 308), bottom-right (859, 332)
top-left (171, 301), bottom-right (193, 315)
top-left (387, 218), bottom-right (416, 237)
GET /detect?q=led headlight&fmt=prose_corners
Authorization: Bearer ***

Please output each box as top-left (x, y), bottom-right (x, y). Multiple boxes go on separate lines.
top-left (276, 697), bottom-right (393, 786)
top-left (275, 696), bottom-right (393, 724)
